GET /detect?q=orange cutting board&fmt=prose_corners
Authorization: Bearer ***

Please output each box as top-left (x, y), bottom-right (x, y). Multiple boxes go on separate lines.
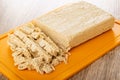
top-left (0, 20), bottom-right (120, 80)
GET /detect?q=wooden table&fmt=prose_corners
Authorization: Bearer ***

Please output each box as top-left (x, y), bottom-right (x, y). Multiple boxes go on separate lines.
top-left (0, 0), bottom-right (120, 80)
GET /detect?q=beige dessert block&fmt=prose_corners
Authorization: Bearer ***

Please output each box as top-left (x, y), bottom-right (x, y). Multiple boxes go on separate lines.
top-left (34, 1), bottom-right (114, 51)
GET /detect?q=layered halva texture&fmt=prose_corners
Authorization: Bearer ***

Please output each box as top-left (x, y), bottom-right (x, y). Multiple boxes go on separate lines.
top-left (8, 1), bottom-right (114, 74)
top-left (8, 23), bottom-right (68, 74)
top-left (34, 1), bottom-right (114, 51)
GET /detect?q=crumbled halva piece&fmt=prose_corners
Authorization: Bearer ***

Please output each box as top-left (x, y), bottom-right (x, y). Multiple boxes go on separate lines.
top-left (8, 22), bottom-right (68, 74)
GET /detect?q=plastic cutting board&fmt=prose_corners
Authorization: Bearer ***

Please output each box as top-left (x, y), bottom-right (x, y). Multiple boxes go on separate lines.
top-left (0, 20), bottom-right (120, 80)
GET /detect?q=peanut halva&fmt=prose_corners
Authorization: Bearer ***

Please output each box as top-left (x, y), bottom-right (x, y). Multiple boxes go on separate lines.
top-left (8, 1), bottom-right (114, 74)
top-left (8, 23), bottom-right (68, 74)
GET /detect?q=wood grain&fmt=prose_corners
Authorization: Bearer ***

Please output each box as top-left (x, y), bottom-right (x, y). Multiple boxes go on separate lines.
top-left (69, 46), bottom-right (120, 80)
top-left (0, 73), bottom-right (8, 80)
top-left (0, 0), bottom-right (120, 80)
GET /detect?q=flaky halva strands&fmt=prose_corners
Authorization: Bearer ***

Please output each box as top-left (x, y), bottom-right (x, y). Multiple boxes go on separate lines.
top-left (8, 1), bottom-right (114, 74)
top-left (8, 22), bottom-right (68, 74)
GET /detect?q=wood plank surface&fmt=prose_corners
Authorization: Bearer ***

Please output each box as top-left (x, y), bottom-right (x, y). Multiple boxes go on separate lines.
top-left (0, 0), bottom-right (120, 80)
